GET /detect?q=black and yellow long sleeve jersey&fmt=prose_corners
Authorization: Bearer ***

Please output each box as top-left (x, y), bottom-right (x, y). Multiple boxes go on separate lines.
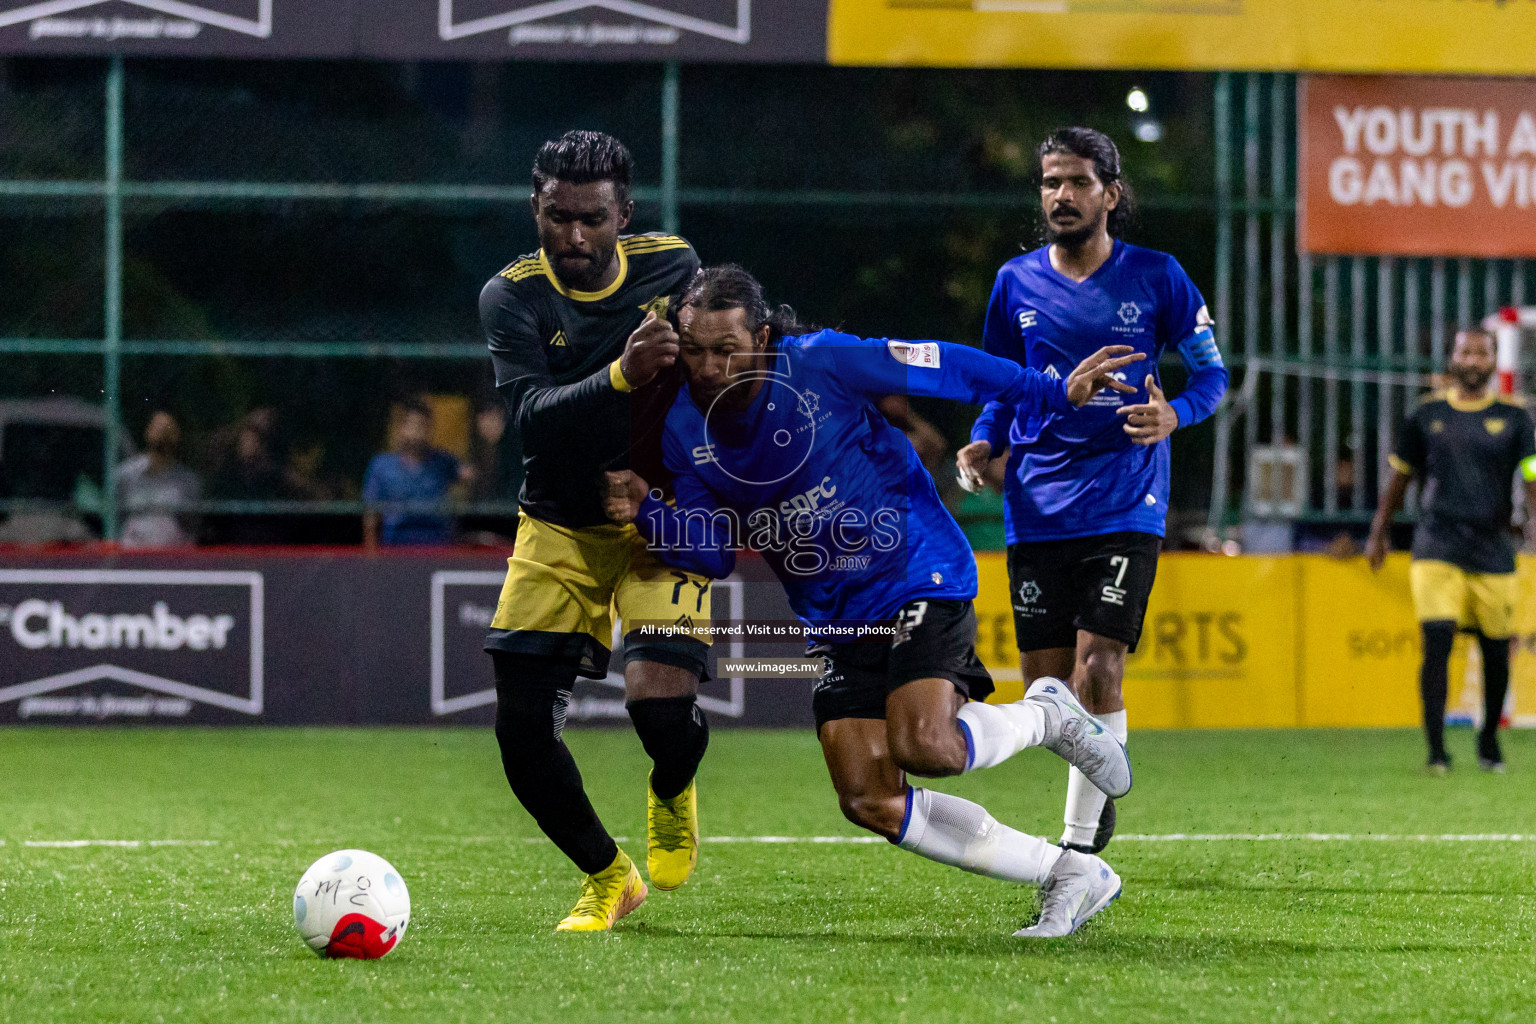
top-left (480, 233), bottom-right (700, 528)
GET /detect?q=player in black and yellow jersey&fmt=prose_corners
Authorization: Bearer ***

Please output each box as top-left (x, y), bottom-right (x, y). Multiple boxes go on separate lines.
top-left (479, 131), bottom-right (709, 931)
top-left (1368, 329), bottom-right (1536, 774)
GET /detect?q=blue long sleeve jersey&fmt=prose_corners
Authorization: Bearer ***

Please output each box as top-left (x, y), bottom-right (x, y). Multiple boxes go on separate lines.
top-left (632, 330), bottom-right (1071, 637)
top-left (970, 241), bottom-right (1228, 543)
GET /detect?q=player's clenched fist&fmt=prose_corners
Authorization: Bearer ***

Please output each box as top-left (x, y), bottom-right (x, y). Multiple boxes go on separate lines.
top-left (1064, 346), bottom-right (1145, 408)
top-left (603, 469), bottom-right (649, 524)
top-left (618, 312), bottom-right (679, 389)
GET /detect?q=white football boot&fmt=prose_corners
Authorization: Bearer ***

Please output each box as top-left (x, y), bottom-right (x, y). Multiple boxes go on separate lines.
top-left (1023, 677), bottom-right (1132, 799)
top-left (1013, 849), bottom-right (1122, 938)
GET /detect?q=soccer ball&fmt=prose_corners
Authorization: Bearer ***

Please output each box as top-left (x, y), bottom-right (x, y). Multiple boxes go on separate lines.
top-left (292, 849), bottom-right (410, 959)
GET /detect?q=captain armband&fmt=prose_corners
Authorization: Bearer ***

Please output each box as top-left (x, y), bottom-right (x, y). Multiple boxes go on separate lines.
top-left (1521, 455), bottom-right (1536, 482)
top-left (1388, 454), bottom-right (1417, 477)
top-left (1176, 326), bottom-right (1224, 373)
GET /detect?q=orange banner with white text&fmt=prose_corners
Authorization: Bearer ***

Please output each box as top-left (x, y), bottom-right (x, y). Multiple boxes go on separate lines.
top-left (1300, 75), bottom-right (1536, 258)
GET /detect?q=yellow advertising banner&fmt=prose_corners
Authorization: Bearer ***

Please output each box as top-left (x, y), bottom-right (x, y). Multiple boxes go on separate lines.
top-left (829, 1), bottom-right (1536, 75)
top-left (974, 551), bottom-right (1536, 729)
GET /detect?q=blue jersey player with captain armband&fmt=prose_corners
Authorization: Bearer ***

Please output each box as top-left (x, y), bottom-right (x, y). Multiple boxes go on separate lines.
top-left (957, 127), bottom-right (1228, 858)
top-left (604, 265), bottom-right (1141, 938)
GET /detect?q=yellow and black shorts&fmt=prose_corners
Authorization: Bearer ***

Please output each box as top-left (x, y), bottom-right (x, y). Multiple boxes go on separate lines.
top-left (484, 513), bottom-right (714, 679)
top-left (1409, 559), bottom-right (1517, 640)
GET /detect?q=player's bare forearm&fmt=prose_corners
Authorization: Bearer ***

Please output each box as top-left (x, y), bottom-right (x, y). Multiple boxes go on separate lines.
top-left (1523, 479), bottom-right (1536, 550)
top-left (362, 512), bottom-right (380, 551)
top-left (1372, 472), bottom-right (1411, 527)
top-left (1366, 471), bottom-right (1412, 570)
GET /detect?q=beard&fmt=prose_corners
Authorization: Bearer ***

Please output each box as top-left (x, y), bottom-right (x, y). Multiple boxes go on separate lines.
top-left (1045, 218), bottom-right (1096, 247)
top-left (551, 249), bottom-right (610, 292)
top-left (1449, 364), bottom-right (1494, 392)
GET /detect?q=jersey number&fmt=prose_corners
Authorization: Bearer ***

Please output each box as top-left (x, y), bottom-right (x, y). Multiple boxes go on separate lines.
top-left (1102, 557), bottom-right (1130, 606)
top-left (670, 571), bottom-right (709, 612)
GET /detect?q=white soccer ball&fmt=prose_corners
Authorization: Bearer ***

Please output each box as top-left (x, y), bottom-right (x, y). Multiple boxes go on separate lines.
top-left (292, 849), bottom-right (410, 959)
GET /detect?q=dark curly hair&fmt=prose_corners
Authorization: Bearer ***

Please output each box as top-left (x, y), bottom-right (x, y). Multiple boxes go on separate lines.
top-left (532, 130), bottom-right (633, 205)
top-left (1037, 126), bottom-right (1136, 239)
top-left (678, 265), bottom-right (818, 344)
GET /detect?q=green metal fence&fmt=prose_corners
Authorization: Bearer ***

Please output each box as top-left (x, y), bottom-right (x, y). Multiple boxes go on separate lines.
top-left (17, 61), bottom-right (1437, 545)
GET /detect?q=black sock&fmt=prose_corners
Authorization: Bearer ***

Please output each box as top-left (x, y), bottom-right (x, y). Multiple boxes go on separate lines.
top-left (1420, 621), bottom-right (1456, 762)
top-left (627, 695), bottom-right (709, 801)
top-left (491, 651), bottom-right (618, 875)
top-left (1478, 633), bottom-right (1511, 758)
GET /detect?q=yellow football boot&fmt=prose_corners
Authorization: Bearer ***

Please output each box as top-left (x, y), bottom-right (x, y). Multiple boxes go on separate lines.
top-left (555, 849), bottom-right (647, 932)
top-left (646, 775), bottom-right (699, 891)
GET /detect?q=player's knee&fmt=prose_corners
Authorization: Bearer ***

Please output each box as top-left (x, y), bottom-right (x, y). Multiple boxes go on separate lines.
top-left (489, 652), bottom-right (573, 773)
top-left (493, 704), bottom-right (558, 775)
top-left (887, 721), bottom-right (966, 778)
top-left (838, 790), bottom-right (906, 839)
top-left (1421, 620), bottom-right (1456, 660)
top-left (1078, 644), bottom-right (1126, 704)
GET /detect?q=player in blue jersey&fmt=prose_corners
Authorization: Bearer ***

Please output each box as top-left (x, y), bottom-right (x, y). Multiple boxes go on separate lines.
top-left (604, 265), bottom-right (1141, 937)
top-left (957, 128), bottom-right (1228, 856)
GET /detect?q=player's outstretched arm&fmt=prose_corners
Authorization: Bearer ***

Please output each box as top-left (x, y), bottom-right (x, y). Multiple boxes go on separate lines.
top-left (823, 332), bottom-right (1134, 413)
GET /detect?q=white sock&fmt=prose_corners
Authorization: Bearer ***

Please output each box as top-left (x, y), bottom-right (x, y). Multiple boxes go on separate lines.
top-left (897, 787), bottom-right (1062, 885)
top-left (1061, 709), bottom-right (1128, 847)
top-left (956, 699), bottom-right (1047, 771)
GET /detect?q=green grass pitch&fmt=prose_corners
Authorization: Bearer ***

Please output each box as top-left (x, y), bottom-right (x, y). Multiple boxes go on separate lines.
top-left (3, 726), bottom-right (1535, 1023)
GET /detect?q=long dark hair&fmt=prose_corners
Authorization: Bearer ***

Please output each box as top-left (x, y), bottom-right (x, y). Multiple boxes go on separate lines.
top-left (677, 265), bottom-right (818, 343)
top-left (1036, 126), bottom-right (1137, 239)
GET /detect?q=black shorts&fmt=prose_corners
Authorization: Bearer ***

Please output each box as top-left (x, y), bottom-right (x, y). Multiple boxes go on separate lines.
top-left (1007, 531), bottom-right (1161, 652)
top-left (808, 598), bottom-right (994, 730)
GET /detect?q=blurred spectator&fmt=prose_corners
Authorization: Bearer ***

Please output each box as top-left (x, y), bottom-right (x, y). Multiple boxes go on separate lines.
top-left (460, 398), bottom-right (523, 547)
top-left (283, 439), bottom-right (360, 546)
top-left (285, 439), bottom-right (352, 502)
top-left (468, 400), bottom-right (522, 503)
top-left (117, 410), bottom-right (199, 548)
top-left (207, 411), bottom-right (288, 545)
top-left (362, 399), bottom-right (469, 548)
top-left (203, 406), bottom-right (278, 479)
